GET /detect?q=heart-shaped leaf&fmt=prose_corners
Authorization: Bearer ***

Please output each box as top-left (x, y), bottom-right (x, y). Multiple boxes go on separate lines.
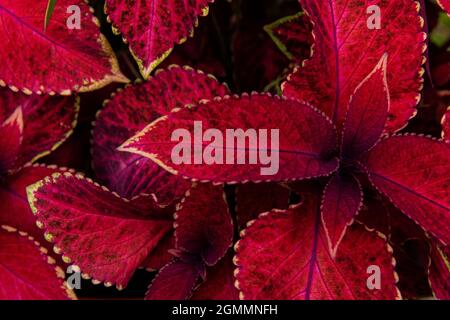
top-left (92, 66), bottom-right (229, 202)
top-left (0, 225), bottom-right (75, 300)
top-left (0, 0), bottom-right (127, 95)
top-left (234, 196), bottom-right (400, 300)
top-left (0, 88), bottom-right (78, 173)
top-left (119, 94), bottom-right (340, 184)
top-left (365, 135), bottom-right (450, 246)
top-left (104, 0), bottom-right (214, 78)
top-left (282, 0), bottom-right (426, 133)
top-left (27, 172), bottom-right (175, 288)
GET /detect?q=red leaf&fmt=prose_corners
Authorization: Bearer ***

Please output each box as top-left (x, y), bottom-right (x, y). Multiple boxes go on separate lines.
top-left (0, 226), bottom-right (75, 300)
top-left (430, 242), bottom-right (450, 299)
top-left (192, 252), bottom-right (239, 300)
top-left (140, 232), bottom-right (175, 272)
top-left (442, 107), bottom-right (450, 142)
top-left (282, 0), bottom-right (426, 133)
top-left (365, 135), bottom-right (450, 246)
top-left (437, 0), bottom-right (450, 16)
top-left (0, 0), bottom-right (127, 95)
top-left (264, 12), bottom-right (313, 62)
top-left (0, 164), bottom-right (66, 249)
top-left (0, 88), bottom-right (79, 173)
top-left (92, 66), bottom-right (228, 202)
top-left (342, 54), bottom-right (389, 157)
top-left (175, 184), bottom-right (233, 266)
top-left (119, 94), bottom-right (339, 184)
top-left (236, 182), bottom-right (291, 229)
top-left (321, 173), bottom-right (363, 257)
top-left (234, 197), bottom-right (400, 300)
top-left (26, 172), bottom-right (174, 288)
top-left (146, 258), bottom-right (205, 300)
top-left (104, 0), bottom-right (213, 78)
top-left (0, 107), bottom-right (23, 174)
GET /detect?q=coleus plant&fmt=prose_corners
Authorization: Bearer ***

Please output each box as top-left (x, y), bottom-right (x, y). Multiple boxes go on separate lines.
top-left (116, 0), bottom-right (450, 299)
top-left (0, 87), bottom-right (78, 299)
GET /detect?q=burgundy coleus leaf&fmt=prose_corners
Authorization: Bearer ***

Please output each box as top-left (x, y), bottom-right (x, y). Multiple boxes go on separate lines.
top-left (104, 0), bottom-right (213, 78)
top-left (442, 107), bottom-right (450, 142)
top-left (437, 0), bottom-right (450, 16)
top-left (0, 88), bottom-right (78, 174)
top-left (321, 173), bottom-right (363, 257)
top-left (282, 0), bottom-right (426, 133)
top-left (139, 232), bottom-right (174, 271)
top-left (174, 183), bottom-right (233, 266)
top-left (0, 164), bottom-right (69, 249)
top-left (234, 196), bottom-right (400, 300)
top-left (429, 242), bottom-right (450, 299)
top-left (364, 135), bottom-right (450, 246)
top-left (342, 54), bottom-right (389, 157)
top-left (191, 252), bottom-right (239, 300)
top-left (0, 107), bottom-right (22, 175)
top-left (236, 182), bottom-right (291, 229)
top-left (0, 0), bottom-right (127, 95)
top-left (264, 12), bottom-right (313, 62)
top-left (146, 257), bottom-right (205, 300)
top-left (26, 172), bottom-right (175, 289)
top-left (147, 183), bottom-right (233, 300)
top-left (92, 66), bottom-right (229, 202)
top-left (0, 225), bottom-right (75, 300)
top-left (119, 94), bottom-right (340, 184)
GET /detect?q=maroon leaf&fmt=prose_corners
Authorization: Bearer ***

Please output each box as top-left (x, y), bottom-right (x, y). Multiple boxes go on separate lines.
top-left (234, 196), bottom-right (400, 300)
top-left (0, 88), bottom-right (79, 173)
top-left (0, 0), bottom-right (127, 95)
top-left (282, 0), bottom-right (426, 133)
top-left (0, 164), bottom-right (67, 249)
top-left (140, 232), bottom-right (175, 272)
top-left (175, 184), bottom-right (233, 266)
top-left (430, 242), bottom-right (450, 299)
top-left (342, 54), bottom-right (390, 157)
top-left (192, 252), bottom-right (239, 300)
top-left (92, 66), bottom-right (229, 202)
top-left (0, 225), bottom-right (75, 300)
top-left (0, 107), bottom-right (23, 175)
top-left (264, 12), bottom-right (313, 62)
top-left (365, 135), bottom-right (450, 246)
top-left (119, 94), bottom-right (339, 184)
top-left (146, 258), bottom-right (205, 300)
top-left (236, 182), bottom-right (291, 229)
top-left (104, 0), bottom-right (213, 78)
top-left (321, 173), bottom-right (363, 257)
top-left (27, 172), bottom-right (175, 289)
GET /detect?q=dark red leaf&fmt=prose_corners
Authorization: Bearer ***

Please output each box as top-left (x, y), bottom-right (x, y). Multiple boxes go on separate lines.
top-left (321, 173), bottom-right (363, 257)
top-left (0, 107), bottom-right (23, 175)
top-left (430, 242), bottom-right (450, 299)
top-left (342, 54), bottom-right (389, 157)
top-left (234, 196), bottom-right (400, 300)
top-left (282, 0), bottom-right (426, 133)
top-left (92, 66), bottom-right (229, 202)
top-left (119, 94), bottom-right (339, 183)
top-left (0, 0), bottom-right (127, 94)
top-left (27, 172), bottom-right (174, 289)
top-left (175, 184), bottom-right (233, 266)
top-left (104, 0), bottom-right (213, 78)
top-left (437, 0), bottom-right (450, 16)
top-left (365, 135), bottom-right (450, 246)
top-left (0, 226), bottom-right (75, 300)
